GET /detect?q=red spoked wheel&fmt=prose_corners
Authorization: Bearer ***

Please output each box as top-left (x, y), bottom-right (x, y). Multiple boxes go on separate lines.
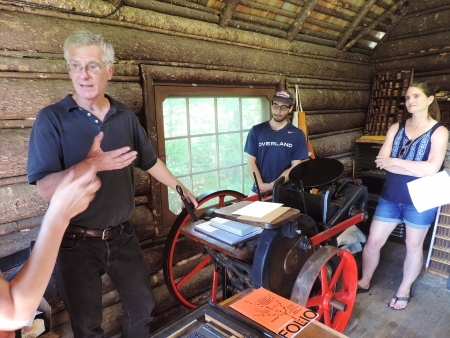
top-left (290, 246), bottom-right (357, 333)
top-left (163, 189), bottom-right (249, 309)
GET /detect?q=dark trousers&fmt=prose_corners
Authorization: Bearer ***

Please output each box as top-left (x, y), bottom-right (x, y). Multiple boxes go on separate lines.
top-left (56, 225), bottom-right (155, 338)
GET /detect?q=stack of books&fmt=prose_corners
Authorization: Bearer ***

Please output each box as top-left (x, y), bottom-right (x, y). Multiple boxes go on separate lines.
top-left (194, 217), bottom-right (263, 245)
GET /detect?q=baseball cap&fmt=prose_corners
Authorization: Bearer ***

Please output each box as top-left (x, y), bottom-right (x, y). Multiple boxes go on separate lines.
top-left (272, 90), bottom-right (294, 106)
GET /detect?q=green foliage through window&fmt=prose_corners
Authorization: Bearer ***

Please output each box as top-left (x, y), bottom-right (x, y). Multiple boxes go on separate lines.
top-left (163, 96), bottom-right (269, 213)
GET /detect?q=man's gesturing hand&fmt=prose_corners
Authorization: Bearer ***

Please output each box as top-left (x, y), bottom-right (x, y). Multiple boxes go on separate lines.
top-left (85, 132), bottom-right (138, 171)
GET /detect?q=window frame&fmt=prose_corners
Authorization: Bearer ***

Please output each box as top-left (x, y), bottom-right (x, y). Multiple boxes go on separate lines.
top-left (154, 85), bottom-right (276, 228)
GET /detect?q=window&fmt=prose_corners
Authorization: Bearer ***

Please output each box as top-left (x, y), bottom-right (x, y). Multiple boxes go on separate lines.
top-left (155, 86), bottom-right (274, 223)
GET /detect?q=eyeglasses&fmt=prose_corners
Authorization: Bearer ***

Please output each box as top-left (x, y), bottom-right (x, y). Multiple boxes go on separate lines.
top-left (399, 139), bottom-right (413, 158)
top-left (67, 63), bottom-right (110, 74)
top-left (271, 103), bottom-right (290, 112)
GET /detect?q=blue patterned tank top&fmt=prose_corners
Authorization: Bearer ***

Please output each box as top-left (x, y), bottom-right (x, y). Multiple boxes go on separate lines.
top-left (380, 120), bottom-right (443, 205)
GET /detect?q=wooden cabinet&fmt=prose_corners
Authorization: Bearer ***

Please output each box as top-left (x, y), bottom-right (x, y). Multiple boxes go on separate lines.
top-left (354, 138), bottom-right (405, 240)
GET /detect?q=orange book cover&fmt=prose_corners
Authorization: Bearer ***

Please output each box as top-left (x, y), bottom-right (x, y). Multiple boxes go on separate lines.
top-left (230, 287), bottom-right (318, 338)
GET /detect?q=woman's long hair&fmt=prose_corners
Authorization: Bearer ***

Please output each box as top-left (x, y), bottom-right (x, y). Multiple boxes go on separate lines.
top-left (408, 82), bottom-right (441, 121)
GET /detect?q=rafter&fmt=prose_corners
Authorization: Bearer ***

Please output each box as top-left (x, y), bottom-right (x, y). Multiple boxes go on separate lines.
top-left (366, 4), bottom-right (408, 54)
top-left (286, 0), bottom-right (319, 42)
top-left (342, 0), bottom-right (409, 51)
top-left (336, 0), bottom-right (378, 50)
top-left (219, 0), bottom-right (239, 28)
top-left (239, 0), bottom-right (297, 19)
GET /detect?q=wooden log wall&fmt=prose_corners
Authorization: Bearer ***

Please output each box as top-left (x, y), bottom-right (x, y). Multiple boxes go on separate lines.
top-left (372, 0), bottom-right (450, 92)
top-left (0, 2), bottom-right (373, 336)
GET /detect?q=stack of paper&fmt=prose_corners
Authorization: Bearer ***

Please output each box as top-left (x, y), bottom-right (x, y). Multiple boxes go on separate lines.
top-left (231, 201), bottom-right (289, 222)
top-left (194, 222), bottom-right (263, 245)
top-left (209, 217), bottom-right (260, 236)
top-left (407, 171), bottom-right (450, 212)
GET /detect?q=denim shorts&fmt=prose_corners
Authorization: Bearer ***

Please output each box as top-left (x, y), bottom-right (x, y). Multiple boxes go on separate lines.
top-left (373, 197), bottom-right (438, 229)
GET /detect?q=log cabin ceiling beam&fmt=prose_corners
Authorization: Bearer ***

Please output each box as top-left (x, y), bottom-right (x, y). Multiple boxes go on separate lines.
top-left (336, 0), bottom-right (378, 50)
top-left (196, 0), bottom-right (209, 7)
top-left (369, 5), bottom-right (408, 54)
top-left (313, 4), bottom-right (387, 32)
top-left (231, 17), bottom-right (351, 49)
top-left (284, 0), bottom-right (307, 7)
top-left (405, 3), bottom-right (450, 17)
top-left (389, 26), bottom-right (450, 42)
top-left (286, 0), bottom-right (318, 42)
top-left (313, 4), bottom-right (353, 23)
top-left (297, 28), bottom-right (338, 43)
top-left (123, 0), bottom-right (219, 23)
top-left (146, 0), bottom-right (219, 14)
top-left (292, 34), bottom-right (372, 55)
top-left (239, 0), bottom-right (296, 18)
top-left (228, 20), bottom-right (287, 39)
top-left (306, 17), bottom-right (346, 33)
top-left (232, 12), bottom-right (346, 37)
top-left (375, 0), bottom-right (390, 10)
top-left (219, 0), bottom-right (239, 28)
top-left (107, 0), bottom-right (123, 6)
top-left (337, 1), bottom-right (379, 21)
top-left (233, 12), bottom-right (289, 30)
top-left (228, 12), bottom-right (374, 52)
top-left (372, 49), bottom-right (446, 65)
top-left (342, 0), bottom-right (409, 51)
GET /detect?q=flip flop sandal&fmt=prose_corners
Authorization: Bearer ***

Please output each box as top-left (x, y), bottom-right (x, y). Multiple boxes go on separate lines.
top-left (387, 295), bottom-right (411, 310)
top-left (356, 285), bottom-right (370, 294)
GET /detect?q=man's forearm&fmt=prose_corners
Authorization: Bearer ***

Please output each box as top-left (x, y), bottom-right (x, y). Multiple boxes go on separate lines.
top-left (147, 159), bottom-right (198, 207)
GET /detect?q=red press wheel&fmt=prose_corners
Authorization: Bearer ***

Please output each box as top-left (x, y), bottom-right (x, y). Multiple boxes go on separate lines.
top-left (290, 246), bottom-right (357, 333)
top-left (163, 189), bottom-right (247, 309)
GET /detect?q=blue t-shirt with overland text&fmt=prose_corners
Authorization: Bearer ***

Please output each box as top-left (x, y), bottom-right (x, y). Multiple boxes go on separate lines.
top-left (244, 121), bottom-right (308, 191)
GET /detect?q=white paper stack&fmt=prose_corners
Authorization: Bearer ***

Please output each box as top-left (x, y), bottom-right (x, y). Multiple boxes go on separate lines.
top-left (194, 222), bottom-right (263, 245)
top-left (407, 171), bottom-right (450, 212)
top-left (209, 217), bottom-right (261, 236)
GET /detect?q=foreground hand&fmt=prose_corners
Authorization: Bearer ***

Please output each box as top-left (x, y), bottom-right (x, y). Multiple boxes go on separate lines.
top-left (49, 168), bottom-right (101, 220)
top-left (259, 182), bottom-right (273, 193)
top-left (85, 132), bottom-right (137, 171)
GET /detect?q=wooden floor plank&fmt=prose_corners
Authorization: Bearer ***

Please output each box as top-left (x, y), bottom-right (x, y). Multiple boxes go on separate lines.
top-left (345, 241), bottom-right (450, 338)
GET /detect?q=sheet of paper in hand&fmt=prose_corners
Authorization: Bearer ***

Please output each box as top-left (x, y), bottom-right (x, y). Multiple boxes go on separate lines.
top-left (407, 171), bottom-right (450, 213)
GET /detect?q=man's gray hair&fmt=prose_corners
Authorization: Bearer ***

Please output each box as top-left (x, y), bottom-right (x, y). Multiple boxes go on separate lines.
top-left (63, 30), bottom-right (115, 65)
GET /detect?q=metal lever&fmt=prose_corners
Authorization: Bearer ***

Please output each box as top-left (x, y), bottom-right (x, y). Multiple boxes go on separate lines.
top-left (253, 172), bottom-right (262, 201)
top-left (176, 185), bottom-right (198, 222)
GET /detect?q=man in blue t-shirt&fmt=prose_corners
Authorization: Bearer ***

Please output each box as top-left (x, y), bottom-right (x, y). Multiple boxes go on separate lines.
top-left (244, 90), bottom-right (308, 194)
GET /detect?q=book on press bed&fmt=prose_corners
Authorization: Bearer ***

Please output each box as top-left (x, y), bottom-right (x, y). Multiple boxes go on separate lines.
top-left (209, 217), bottom-right (261, 236)
top-left (194, 222), bottom-right (263, 245)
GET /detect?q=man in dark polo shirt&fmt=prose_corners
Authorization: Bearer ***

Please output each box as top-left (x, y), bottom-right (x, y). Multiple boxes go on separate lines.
top-left (27, 30), bottom-right (197, 338)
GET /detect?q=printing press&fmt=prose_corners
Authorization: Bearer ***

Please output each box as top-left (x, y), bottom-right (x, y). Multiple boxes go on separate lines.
top-left (162, 158), bottom-right (369, 334)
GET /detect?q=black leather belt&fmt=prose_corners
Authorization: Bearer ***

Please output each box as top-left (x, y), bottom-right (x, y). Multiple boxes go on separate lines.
top-left (65, 222), bottom-right (130, 240)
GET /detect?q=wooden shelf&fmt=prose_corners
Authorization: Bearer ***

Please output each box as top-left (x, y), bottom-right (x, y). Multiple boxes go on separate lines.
top-left (364, 69), bottom-right (414, 136)
top-left (437, 100), bottom-right (450, 130)
top-left (426, 204), bottom-right (450, 278)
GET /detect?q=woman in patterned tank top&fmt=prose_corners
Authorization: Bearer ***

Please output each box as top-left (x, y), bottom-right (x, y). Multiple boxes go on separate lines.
top-left (358, 82), bottom-right (449, 310)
